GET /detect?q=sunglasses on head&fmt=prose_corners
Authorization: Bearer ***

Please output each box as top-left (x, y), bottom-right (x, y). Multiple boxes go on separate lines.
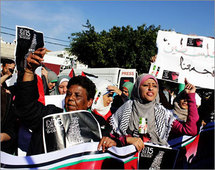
top-left (103, 91), bottom-right (116, 98)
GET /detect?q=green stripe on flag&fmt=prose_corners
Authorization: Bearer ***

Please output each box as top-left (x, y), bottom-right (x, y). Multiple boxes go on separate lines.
top-left (124, 157), bottom-right (138, 164)
top-left (50, 156), bottom-right (111, 169)
top-left (181, 137), bottom-right (196, 147)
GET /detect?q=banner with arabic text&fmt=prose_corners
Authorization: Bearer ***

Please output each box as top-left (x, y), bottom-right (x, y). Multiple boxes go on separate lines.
top-left (149, 30), bottom-right (214, 89)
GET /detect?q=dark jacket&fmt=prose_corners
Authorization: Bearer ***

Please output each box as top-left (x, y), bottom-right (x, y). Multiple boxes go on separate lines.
top-left (111, 93), bottom-right (129, 114)
top-left (1, 87), bottom-right (18, 154)
top-left (15, 76), bottom-right (111, 155)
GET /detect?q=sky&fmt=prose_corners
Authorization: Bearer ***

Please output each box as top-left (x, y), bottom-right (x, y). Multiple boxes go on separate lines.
top-left (1, 0), bottom-right (214, 51)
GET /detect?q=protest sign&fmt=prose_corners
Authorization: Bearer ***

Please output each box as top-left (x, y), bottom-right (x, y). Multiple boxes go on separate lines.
top-left (45, 94), bottom-right (65, 108)
top-left (42, 110), bottom-right (102, 153)
top-left (149, 30), bottom-right (214, 89)
top-left (14, 26), bottom-right (44, 71)
top-left (5, 26), bottom-right (44, 87)
top-left (139, 143), bottom-right (179, 169)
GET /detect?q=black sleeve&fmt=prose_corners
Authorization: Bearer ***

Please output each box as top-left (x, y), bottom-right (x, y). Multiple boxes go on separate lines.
top-left (1, 97), bottom-right (17, 140)
top-left (92, 113), bottom-right (112, 137)
top-left (120, 93), bottom-right (129, 103)
top-left (14, 76), bottom-right (62, 130)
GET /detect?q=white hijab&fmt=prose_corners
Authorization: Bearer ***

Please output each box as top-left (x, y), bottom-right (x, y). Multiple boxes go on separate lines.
top-left (90, 78), bottom-right (113, 117)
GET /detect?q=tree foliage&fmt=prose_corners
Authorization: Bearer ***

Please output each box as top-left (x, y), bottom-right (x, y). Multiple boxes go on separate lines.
top-left (67, 20), bottom-right (161, 74)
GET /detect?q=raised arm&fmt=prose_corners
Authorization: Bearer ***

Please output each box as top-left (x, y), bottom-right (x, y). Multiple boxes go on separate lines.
top-left (14, 48), bottom-right (53, 130)
top-left (171, 79), bottom-right (199, 136)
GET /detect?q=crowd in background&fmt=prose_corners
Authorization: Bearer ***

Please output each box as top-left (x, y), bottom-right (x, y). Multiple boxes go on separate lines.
top-left (0, 48), bottom-right (214, 168)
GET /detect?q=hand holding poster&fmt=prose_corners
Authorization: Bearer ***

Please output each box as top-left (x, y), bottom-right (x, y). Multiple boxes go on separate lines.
top-left (149, 30), bottom-right (214, 89)
top-left (15, 26), bottom-right (44, 71)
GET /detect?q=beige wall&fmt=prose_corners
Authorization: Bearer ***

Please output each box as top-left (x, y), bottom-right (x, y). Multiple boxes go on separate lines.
top-left (0, 41), bottom-right (15, 60)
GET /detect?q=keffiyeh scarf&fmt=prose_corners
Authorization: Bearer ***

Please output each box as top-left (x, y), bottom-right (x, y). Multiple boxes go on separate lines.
top-left (110, 100), bottom-right (176, 145)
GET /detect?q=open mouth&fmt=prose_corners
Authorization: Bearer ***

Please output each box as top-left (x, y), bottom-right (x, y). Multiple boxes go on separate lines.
top-left (147, 92), bottom-right (154, 97)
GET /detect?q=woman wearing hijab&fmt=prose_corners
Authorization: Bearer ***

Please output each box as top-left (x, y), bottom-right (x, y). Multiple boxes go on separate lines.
top-left (98, 74), bottom-right (199, 158)
top-left (54, 75), bottom-right (71, 95)
top-left (109, 81), bottom-right (134, 113)
top-left (121, 81), bottom-right (134, 99)
top-left (47, 71), bottom-right (58, 95)
top-left (173, 90), bottom-right (201, 122)
top-left (173, 91), bottom-right (190, 122)
top-left (91, 78), bottom-right (115, 121)
top-left (41, 67), bottom-right (58, 95)
top-left (88, 78), bottom-right (116, 139)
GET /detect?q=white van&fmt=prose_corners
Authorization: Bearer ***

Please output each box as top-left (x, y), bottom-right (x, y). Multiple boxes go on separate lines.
top-left (60, 68), bottom-right (137, 89)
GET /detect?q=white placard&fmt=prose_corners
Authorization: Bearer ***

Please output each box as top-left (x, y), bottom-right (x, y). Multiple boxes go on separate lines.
top-left (149, 30), bottom-right (214, 89)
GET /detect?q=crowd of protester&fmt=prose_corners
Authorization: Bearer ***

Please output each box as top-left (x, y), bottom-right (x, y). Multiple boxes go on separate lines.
top-left (0, 47), bottom-right (214, 169)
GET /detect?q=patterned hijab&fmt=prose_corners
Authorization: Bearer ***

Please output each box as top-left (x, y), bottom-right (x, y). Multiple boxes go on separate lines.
top-left (110, 73), bottom-right (176, 145)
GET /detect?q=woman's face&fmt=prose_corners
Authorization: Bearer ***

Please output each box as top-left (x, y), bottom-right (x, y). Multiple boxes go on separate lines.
top-left (48, 82), bottom-right (56, 90)
top-left (103, 92), bottom-right (114, 107)
top-left (179, 98), bottom-right (188, 110)
top-left (122, 87), bottom-right (129, 97)
top-left (65, 85), bottom-right (92, 111)
top-left (139, 78), bottom-right (158, 102)
top-left (58, 81), bottom-right (68, 95)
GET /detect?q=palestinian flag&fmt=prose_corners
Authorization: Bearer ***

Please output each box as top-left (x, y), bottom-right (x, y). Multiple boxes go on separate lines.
top-left (68, 68), bottom-right (75, 78)
top-left (1, 142), bottom-right (138, 169)
top-left (168, 122), bottom-right (214, 168)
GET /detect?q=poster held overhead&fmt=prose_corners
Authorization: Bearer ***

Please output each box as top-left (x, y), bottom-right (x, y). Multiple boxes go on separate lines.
top-left (15, 25), bottom-right (44, 72)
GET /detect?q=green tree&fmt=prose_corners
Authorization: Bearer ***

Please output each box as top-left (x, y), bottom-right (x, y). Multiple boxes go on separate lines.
top-left (67, 20), bottom-right (161, 74)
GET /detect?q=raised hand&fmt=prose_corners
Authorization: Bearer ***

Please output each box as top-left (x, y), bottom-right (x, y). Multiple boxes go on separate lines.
top-left (184, 78), bottom-right (196, 94)
top-left (107, 85), bottom-right (122, 95)
top-left (26, 48), bottom-right (47, 72)
top-left (23, 48), bottom-right (47, 81)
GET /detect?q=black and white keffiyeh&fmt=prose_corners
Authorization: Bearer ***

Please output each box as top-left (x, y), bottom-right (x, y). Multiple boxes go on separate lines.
top-left (110, 100), bottom-right (176, 145)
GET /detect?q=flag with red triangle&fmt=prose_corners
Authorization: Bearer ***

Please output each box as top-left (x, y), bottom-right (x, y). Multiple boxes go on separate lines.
top-left (69, 68), bottom-right (75, 78)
